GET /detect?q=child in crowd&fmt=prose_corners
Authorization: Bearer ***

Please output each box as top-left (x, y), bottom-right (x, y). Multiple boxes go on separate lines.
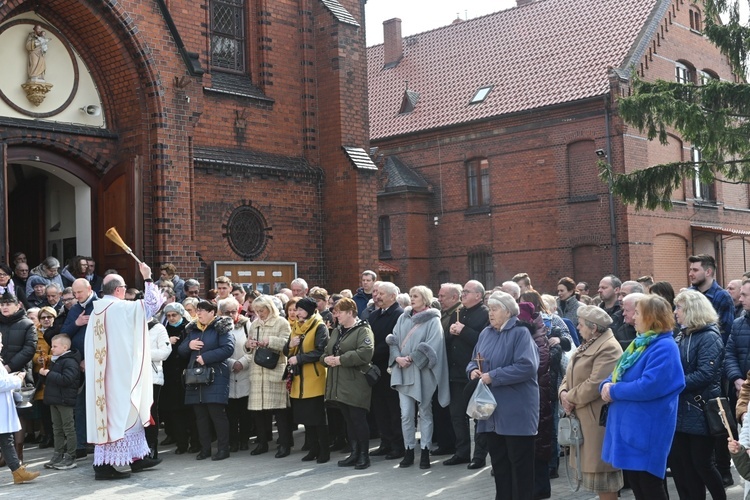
top-left (39, 334), bottom-right (81, 470)
top-left (0, 339), bottom-right (39, 484)
top-left (728, 424), bottom-right (750, 499)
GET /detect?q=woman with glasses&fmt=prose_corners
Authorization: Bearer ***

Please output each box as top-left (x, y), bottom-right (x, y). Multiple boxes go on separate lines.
top-left (0, 265), bottom-right (15, 298)
top-left (31, 306), bottom-right (56, 448)
top-left (26, 257), bottom-right (63, 299)
top-left (219, 297), bottom-right (252, 452)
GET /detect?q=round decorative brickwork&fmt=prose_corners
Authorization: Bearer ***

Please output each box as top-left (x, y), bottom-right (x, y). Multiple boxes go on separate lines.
top-left (225, 205), bottom-right (269, 258)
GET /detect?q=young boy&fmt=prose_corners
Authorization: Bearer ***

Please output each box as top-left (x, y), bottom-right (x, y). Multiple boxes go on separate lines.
top-left (40, 334), bottom-right (81, 470)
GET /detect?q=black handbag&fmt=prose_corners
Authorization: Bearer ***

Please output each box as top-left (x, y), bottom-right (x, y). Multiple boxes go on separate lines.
top-left (362, 364), bottom-right (381, 387)
top-left (253, 326), bottom-right (280, 369)
top-left (705, 396), bottom-right (738, 440)
top-left (183, 358), bottom-right (214, 386)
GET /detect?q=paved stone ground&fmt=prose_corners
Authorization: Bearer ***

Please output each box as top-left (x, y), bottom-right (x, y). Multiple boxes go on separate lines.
top-left (0, 430), bottom-right (743, 499)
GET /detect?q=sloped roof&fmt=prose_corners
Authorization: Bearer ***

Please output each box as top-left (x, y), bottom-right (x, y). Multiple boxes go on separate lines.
top-left (368, 0), bottom-right (660, 140)
top-left (343, 146), bottom-right (378, 170)
top-left (319, 0), bottom-right (360, 27)
top-left (194, 147), bottom-right (320, 178)
top-left (380, 155), bottom-right (431, 194)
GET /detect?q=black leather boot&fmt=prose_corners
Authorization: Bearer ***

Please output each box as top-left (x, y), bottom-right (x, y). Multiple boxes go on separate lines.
top-left (337, 441), bottom-right (360, 467)
top-left (317, 426), bottom-right (330, 464)
top-left (419, 447), bottom-right (431, 469)
top-left (399, 448), bottom-right (414, 468)
top-left (355, 440), bottom-right (370, 470)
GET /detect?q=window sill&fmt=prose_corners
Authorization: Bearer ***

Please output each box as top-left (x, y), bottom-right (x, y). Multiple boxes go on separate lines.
top-left (568, 194), bottom-right (599, 203)
top-left (379, 252), bottom-right (392, 260)
top-left (204, 72), bottom-right (275, 104)
top-left (464, 206), bottom-right (491, 216)
top-left (691, 199), bottom-right (720, 209)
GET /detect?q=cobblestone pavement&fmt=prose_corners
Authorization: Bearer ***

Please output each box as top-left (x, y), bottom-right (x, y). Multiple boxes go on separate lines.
top-left (0, 431), bottom-right (744, 499)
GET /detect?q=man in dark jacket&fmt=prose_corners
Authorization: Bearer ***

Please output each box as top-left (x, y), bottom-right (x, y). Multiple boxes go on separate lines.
top-left (39, 334), bottom-right (81, 470)
top-left (353, 270), bottom-right (377, 319)
top-left (447, 280), bottom-right (490, 469)
top-left (61, 278), bottom-right (98, 460)
top-left (368, 281), bottom-right (404, 459)
top-left (726, 280), bottom-right (750, 403)
top-left (437, 283), bottom-right (462, 462)
top-left (43, 287), bottom-right (75, 346)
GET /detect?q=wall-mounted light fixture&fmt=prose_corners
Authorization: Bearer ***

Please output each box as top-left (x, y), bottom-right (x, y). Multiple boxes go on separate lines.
top-left (80, 105), bottom-right (101, 116)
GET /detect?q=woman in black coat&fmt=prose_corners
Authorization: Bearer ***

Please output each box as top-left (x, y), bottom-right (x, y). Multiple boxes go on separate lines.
top-left (178, 301), bottom-right (234, 461)
top-left (159, 303), bottom-right (198, 453)
top-left (669, 290), bottom-right (726, 500)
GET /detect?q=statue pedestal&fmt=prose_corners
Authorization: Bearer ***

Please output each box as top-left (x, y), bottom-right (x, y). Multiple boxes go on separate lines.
top-left (21, 81), bottom-right (53, 106)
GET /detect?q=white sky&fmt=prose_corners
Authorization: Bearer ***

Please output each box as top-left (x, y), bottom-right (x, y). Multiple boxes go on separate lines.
top-left (365, 0), bottom-right (518, 46)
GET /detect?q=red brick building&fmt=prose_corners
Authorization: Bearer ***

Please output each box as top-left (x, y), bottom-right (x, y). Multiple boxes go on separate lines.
top-left (0, 0), bottom-right (376, 291)
top-left (368, 0), bottom-right (750, 293)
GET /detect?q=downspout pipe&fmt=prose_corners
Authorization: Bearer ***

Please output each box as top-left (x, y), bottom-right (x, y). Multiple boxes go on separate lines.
top-left (605, 94), bottom-right (619, 276)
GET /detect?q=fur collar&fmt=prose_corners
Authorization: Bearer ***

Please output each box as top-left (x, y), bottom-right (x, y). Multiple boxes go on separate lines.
top-left (403, 306), bottom-right (441, 324)
top-left (186, 315), bottom-right (234, 335)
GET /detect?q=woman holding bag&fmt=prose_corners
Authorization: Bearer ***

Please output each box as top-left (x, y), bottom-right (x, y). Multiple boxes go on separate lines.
top-left (245, 295), bottom-right (292, 457)
top-left (321, 297), bottom-right (375, 469)
top-left (559, 304), bottom-right (624, 499)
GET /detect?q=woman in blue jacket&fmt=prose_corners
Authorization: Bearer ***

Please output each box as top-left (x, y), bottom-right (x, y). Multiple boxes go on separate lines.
top-left (669, 290), bottom-right (726, 500)
top-left (600, 294), bottom-right (685, 500)
top-left (178, 301), bottom-right (234, 461)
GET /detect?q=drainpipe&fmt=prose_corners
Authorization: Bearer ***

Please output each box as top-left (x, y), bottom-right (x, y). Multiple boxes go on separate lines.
top-left (604, 94), bottom-right (619, 276)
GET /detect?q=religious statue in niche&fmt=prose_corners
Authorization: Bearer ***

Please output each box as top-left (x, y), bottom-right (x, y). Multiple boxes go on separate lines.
top-left (21, 24), bottom-right (54, 106)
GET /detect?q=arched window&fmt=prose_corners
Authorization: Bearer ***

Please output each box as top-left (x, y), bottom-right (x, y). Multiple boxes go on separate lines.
top-left (675, 61), bottom-right (694, 84)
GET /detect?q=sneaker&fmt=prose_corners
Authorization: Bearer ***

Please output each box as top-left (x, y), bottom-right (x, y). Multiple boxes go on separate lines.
top-left (44, 452), bottom-right (63, 469)
top-left (53, 453), bottom-right (78, 470)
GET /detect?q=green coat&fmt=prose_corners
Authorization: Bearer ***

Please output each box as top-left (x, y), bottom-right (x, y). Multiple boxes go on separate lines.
top-left (321, 320), bottom-right (374, 410)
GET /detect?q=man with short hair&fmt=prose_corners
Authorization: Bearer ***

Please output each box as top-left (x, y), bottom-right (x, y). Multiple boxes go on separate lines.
top-left (43, 286), bottom-right (75, 345)
top-left (612, 281), bottom-right (644, 334)
top-left (726, 280), bottom-right (750, 403)
top-left (368, 281), bottom-right (404, 459)
top-left (598, 275), bottom-right (622, 318)
top-left (616, 293), bottom-right (645, 351)
top-left (501, 281), bottom-right (521, 301)
top-left (45, 283), bottom-right (64, 314)
top-left (727, 279), bottom-right (744, 318)
top-left (636, 275), bottom-right (654, 291)
top-left (575, 281), bottom-right (589, 296)
top-left (159, 264), bottom-right (185, 301)
top-left (688, 254), bottom-right (734, 343)
top-left (12, 261), bottom-right (30, 308)
top-left (61, 278), bottom-right (99, 460)
top-left (183, 279), bottom-right (200, 298)
top-left (353, 270), bottom-right (377, 319)
top-left (85, 257), bottom-right (103, 295)
top-left (215, 276), bottom-right (232, 301)
top-left (436, 283), bottom-right (463, 461)
top-left (511, 273), bottom-right (532, 294)
top-left (290, 278), bottom-right (308, 298)
top-left (85, 263), bottom-right (164, 479)
top-left (451, 280), bottom-right (490, 470)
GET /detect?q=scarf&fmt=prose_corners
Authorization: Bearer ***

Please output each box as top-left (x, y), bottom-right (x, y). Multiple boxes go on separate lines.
top-left (576, 329), bottom-right (606, 355)
top-left (195, 320), bottom-right (208, 332)
top-left (611, 329), bottom-right (659, 383)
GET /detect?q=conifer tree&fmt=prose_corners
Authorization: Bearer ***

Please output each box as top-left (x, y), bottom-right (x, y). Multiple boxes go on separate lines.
top-left (600, 0), bottom-right (750, 210)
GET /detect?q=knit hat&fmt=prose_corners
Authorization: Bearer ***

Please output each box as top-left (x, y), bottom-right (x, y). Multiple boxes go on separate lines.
top-left (163, 302), bottom-right (187, 317)
top-left (27, 275), bottom-right (47, 289)
top-left (577, 304), bottom-right (613, 329)
top-left (296, 297), bottom-right (318, 317)
top-left (517, 302), bottom-right (535, 323)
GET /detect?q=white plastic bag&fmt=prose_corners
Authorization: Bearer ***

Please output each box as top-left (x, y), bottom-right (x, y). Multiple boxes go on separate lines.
top-left (466, 381), bottom-right (497, 420)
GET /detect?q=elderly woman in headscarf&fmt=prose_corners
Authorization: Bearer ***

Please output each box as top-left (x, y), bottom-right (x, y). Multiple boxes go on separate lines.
top-left (159, 302), bottom-right (198, 453)
top-left (26, 257), bottom-right (63, 298)
top-left (386, 285), bottom-right (449, 470)
top-left (466, 291), bottom-right (539, 500)
top-left (559, 305), bottom-right (623, 500)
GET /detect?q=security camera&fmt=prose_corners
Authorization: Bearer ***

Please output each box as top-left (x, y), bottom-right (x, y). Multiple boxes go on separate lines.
top-left (80, 105), bottom-right (101, 117)
top-left (595, 149), bottom-right (607, 158)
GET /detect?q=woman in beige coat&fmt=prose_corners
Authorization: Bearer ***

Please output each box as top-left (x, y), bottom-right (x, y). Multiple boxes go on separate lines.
top-left (244, 295), bottom-right (292, 457)
top-left (559, 305), bottom-right (623, 499)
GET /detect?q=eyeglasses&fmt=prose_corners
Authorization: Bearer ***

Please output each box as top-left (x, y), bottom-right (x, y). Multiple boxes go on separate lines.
top-left (0, 273), bottom-right (8, 278)
top-left (461, 290), bottom-right (480, 296)
top-left (39, 316), bottom-right (54, 321)
top-left (117, 285), bottom-right (127, 290)
top-left (224, 310), bottom-right (239, 315)
top-left (62, 297), bottom-right (75, 303)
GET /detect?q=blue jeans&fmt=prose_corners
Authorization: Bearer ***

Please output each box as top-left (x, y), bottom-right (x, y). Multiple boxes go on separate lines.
top-left (399, 392), bottom-right (433, 450)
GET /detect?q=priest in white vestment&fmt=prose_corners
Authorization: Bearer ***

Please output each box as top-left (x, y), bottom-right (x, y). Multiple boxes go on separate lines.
top-left (84, 262), bottom-right (164, 480)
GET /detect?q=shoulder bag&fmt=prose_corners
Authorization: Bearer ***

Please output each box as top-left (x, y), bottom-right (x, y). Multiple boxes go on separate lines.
top-left (254, 325), bottom-right (280, 369)
top-left (182, 334), bottom-right (214, 386)
top-left (558, 412), bottom-right (583, 491)
top-left (704, 396), bottom-right (739, 440)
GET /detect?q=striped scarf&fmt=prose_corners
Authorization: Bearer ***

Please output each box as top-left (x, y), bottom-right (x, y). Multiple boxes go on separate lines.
top-left (611, 330), bottom-right (658, 383)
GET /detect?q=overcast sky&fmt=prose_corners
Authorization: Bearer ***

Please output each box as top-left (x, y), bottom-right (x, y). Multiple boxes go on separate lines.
top-left (365, 0), bottom-right (518, 46)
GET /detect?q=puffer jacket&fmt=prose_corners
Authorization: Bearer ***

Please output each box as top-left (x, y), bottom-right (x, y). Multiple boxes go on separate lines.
top-left (0, 309), bottom-right (37, 372)
top-left (676, 323), bottom-right (724, 435)
top-left (149, 320), bottom-right (171, 386)
top-left (43, 349), bottom-right (81, 407)
top-left (178, 316), bottom-right (235, 405)
top-left (321, 319), bottom-right (374, 410)
top-left (726, 315), bottom-right (750, 384)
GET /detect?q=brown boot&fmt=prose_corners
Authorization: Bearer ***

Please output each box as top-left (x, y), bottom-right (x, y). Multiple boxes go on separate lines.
top-left (12, 465), bottom-right (39, 484)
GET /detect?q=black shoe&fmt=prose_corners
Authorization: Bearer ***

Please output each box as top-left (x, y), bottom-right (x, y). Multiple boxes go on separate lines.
top-left (174, 448), bottom-right (186, 455)
top-left (212, 449), bottom-right (230, 461)
top-left (250, 443), bottom-right (269, 456)
top-left (94, 464), bottom-right (131, 480)
top-left (317, 448), bottom-right (330, 464)
top-left (188, 444), bottom-right (201, 453)
top-left (329, 436), bottom-right (347, 452)
top-left (196, 450), bottom-right (211, 460)
top-left (39, 436), bottom-right (53, 449)
top-left (338, 442), bottom-right (360, 467)
top-left (467, 459), bottom-right (486, 470)
top-left (354, 441), bottom-right (370, 470)
top-left (443, 455), bottom-right (470, 466)
top-left (431, 446), bottom-right (454, 456)
top-left (548, 468), bottom-right (559, 479)
top-left (722, 473), bottom-right (734, 487)
top-left (419, 448), bottom-right (431, 469)
top-left (275, 445), bottom-right (290, 458)
top-left (239, 441), bottom-right (249, 451)
top-left (385, 448), bottom-right (405, 460)
top-left (399, 448), bottom-right (415, 468)
top-left (131, 457), bottom-right (162, 472)
top-left (160, 436), bottom-right (176, 446)
top-left (371, 444), bottom-right (391, 456)
top-left (229, 443), bottom-right (239, 453)
top-left (301, 448), bottom-right (319, 462)
top-left (75, 449), bottom-right (88, 460)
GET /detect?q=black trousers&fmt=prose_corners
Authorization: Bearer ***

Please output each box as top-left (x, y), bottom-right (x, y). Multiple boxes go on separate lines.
top-left (432, 389), bottom-right (455, 451)
top-left (193, 403), bottom-right (229, 453)
top-left (625, 470), bottom-right (669, 500)
top-left (370, 372), bottom-right (403, 451)
top-left (339, 404), bottom-right (369, 443)
top-left (448, 381), bottom-right (471, 458)
top-left (485, 433), bottom-right (535, 500)
top-left (144, 385), bottom-right (161, 457)
top-left (253, 409), bottom-right (292, 447)
top-left (162, 405), bottom-right (198, 450)
top-left (669, 432), bottom-right (726, 500)
top-left (226, 396), bottom-right (252, 445)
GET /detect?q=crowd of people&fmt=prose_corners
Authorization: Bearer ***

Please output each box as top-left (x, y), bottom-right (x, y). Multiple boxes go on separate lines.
top-left (1, 251), bottom-right (750, 499)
